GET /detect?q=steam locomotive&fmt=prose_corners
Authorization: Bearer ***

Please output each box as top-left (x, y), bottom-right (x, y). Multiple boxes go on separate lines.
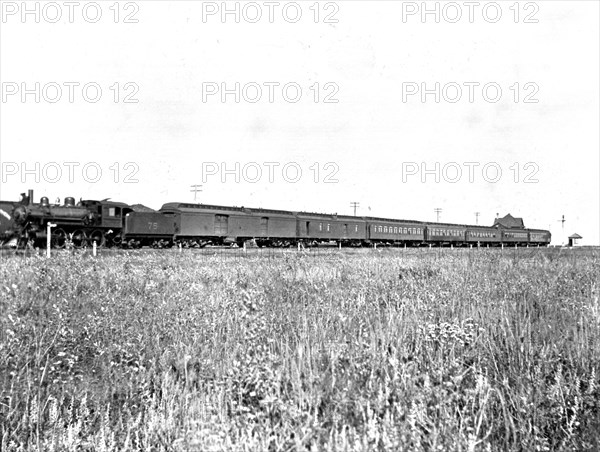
top-left (1, 189), bottom-right (551, 249)
top-left (3, 189), bottom-right (132, 248)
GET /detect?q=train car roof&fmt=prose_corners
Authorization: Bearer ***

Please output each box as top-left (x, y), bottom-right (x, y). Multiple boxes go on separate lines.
top-left (157, 202), bottom-right (550, 234)
top-left (160, 202), bottom-right (295, 216)
top-left (295, 211), bottom-right (366, 221)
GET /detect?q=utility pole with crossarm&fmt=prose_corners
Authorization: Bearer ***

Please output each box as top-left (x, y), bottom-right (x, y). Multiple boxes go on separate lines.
top-left (190, 185), bottom-right (203, 202)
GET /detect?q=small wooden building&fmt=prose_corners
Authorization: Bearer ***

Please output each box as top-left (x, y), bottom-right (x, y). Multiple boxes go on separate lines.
top-left (568, 233), bottom-right (582, 247)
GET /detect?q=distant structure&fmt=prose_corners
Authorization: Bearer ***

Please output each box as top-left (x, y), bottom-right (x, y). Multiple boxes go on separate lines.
top-left (493, 213), bottom-right (525, 229)
top-left (568, 233), bottom-right (582, 247)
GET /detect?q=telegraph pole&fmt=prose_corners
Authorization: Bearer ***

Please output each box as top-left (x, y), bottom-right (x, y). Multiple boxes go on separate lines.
top-left (350, 202), bottom-right (360, 216)
top-left (434, 208), bottom-right (442, 222)
top-left (475, 212), bottom-right (480, 225)
top-left (190, 185), bottom-right (203, 202)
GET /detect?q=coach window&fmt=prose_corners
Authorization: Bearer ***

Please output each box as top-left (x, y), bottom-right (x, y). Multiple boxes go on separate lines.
top-left (383, 226), bottom-right (387, 233)
top-left (327, 224), bottom-right (330, 232)
top-left (319, 223), bottom-right (323, 232)
top-left (108, 207), bottom-right (116, 217)
top-left (355, 225), bottom-right (358, 233)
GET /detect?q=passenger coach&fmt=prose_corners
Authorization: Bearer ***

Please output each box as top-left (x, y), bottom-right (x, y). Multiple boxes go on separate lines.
top-left (366, 218), bottom-right (425, 246)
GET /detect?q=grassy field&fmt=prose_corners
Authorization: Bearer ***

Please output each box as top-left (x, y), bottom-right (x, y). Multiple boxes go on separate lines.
top-left (1, 249), bottom-right (599, 451)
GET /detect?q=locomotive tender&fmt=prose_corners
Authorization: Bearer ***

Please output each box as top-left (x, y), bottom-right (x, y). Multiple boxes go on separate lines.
top-left (2, 189), bottom-right (551, 248)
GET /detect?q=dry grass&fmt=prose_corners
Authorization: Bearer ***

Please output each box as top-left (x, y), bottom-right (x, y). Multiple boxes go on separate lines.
top-left (1, 249), bottom-right (599, 451)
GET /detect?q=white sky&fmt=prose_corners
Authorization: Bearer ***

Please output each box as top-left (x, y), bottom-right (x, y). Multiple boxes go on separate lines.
top-left (1, 1), bottom-right (598, 245)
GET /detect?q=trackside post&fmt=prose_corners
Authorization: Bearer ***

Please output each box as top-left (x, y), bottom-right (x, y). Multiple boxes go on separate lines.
top-left (46, 223), bottom-right (56, 258)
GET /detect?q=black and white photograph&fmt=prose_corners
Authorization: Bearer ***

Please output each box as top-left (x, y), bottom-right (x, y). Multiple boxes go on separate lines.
top-left (0, 1), bottom-right (599, 450)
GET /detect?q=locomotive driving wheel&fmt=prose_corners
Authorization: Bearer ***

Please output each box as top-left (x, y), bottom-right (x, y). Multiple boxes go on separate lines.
top-left (71, 230), bottom-right (87, 248)
top-left (52, 228), bottom-right (66, 249)
top-left (88, 230), bottom-right (105, 247)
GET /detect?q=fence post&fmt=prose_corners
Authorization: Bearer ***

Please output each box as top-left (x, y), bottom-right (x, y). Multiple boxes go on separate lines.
top-left (46, 222), bottom-right (56, 258)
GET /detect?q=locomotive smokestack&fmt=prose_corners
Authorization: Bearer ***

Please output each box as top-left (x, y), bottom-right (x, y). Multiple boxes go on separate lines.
top-left (28, 189), bottom-right (34, 205)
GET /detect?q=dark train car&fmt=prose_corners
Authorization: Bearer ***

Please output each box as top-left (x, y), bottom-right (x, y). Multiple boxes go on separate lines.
top-left (122, 210), bottom-right (178, 248)
top-left (465, 226), bottom-right (500, 246)
top-left (331, 215), bottom-right (367, 244)
top-left (245, 208), bottom-right (297, 246)
top-left (501, 229), bottom-right (529, 246)
top-left (425, 223), bottom-right (468, 245)
top-left (528, 229), bottom-right (551, 246)
top-left (295, 212), bottom-right (354, 244)
top-left (160, 203), bottom-right (261, 246)
top-left (366, 218), bottom-right (425, 245)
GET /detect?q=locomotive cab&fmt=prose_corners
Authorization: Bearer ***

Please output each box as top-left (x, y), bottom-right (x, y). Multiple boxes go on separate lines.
top-left (79, 200), bottom-right (133, 229)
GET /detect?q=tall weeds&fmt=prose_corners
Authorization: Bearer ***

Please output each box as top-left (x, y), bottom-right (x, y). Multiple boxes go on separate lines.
top-left (1, 249), bottom-right (598, 451)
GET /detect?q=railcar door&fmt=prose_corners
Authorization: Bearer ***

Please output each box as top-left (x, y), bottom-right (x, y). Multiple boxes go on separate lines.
top-left (260, 217), bottom-right (269, 236)
top-left (214, 214), bottom-right (229, 235)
